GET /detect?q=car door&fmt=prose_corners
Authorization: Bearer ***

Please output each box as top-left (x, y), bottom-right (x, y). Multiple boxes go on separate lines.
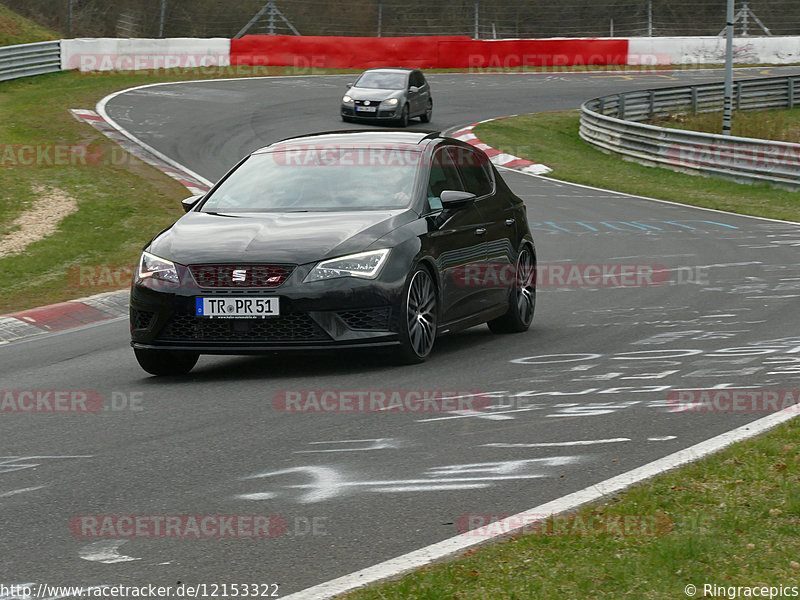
top-left (424, 147), bottom-right (489, 324)
top-left (407, 70), bottom-right (425, 116)
top-left (452, 145), bottom-right (516, 305)
top-left (415, 70), bottom-right (432, 111)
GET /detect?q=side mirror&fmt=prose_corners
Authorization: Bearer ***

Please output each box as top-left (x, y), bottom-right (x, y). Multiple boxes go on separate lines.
top-left (409, 85), bottom-right (420, 93)
top-left (440, 190), bottom-right (476, 208)
top-left (181, 194), bottom-right (204, 212)
top-left (346, 82), bottom-right (354, 88)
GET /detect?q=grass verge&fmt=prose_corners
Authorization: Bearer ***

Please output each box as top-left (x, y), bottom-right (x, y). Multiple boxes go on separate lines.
top-left (0, 3), bottom-right (57, 45)
top-left (0, 66), bottom-right (363, 314)
top-left (339, 418), bottom-right (800, 599)
top-left (653, 107), bottom-right (800, 143)
top-left (474, 111), bottom-right (800, 222)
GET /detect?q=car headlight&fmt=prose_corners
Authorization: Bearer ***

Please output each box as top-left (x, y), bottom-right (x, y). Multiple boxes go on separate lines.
top-left (383, 98), bottom-right (399, 106)
top-left (304, 249), bottom-right (391, 283)
top-left (342, 95), bottom-right (354, 104)
top-left (138, 251), bottom-right (179, 284)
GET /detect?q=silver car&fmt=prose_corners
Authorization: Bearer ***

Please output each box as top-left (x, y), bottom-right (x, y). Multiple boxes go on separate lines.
top-left (341, 68), bottom-right (433, 127)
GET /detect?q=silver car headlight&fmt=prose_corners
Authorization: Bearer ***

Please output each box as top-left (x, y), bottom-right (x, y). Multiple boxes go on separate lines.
top-left (383, 98), bottom-right (399, 106)
top-left (342, 95), bottom-right (354, 104)
top-left (138, 251), bottom-right (179, 284)
top-left (304, 249), bottom-right (391, 283)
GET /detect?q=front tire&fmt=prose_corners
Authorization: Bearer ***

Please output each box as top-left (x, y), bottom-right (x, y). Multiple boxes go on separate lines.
top-left (395, 266), bottom-right (438, 364)
top-left (396, 104), bottom-right (409, 128)
top-left (488, 246), bottom-right (536, 334)
top-left (419, 99), bottom-right (432, 123)
top-left (134, 348), bottom-right (199, 376)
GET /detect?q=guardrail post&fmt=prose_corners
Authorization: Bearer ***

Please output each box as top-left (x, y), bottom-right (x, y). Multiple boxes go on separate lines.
top-left (649, 90), bottom-right (655, 120)
top-left (735, 81), bottom-right (742, 111)
top-left (598, 97), bottom-right (605, 115)
top-left (618, 94), bottom-right (625, 120)
top-left (691, 87), bottom-right (698, 114)
top-left (789, 78), bottom-right (795, 109)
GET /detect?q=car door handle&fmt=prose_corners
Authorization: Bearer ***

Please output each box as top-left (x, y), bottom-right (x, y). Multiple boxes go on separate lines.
top-left (475, 228), bottom-right (487, 236)
top-left (505, 219), bottom-right (515, 226)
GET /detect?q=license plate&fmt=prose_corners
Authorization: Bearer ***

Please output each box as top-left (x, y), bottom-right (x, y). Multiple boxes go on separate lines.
top-left (356, 106), bottom-right (377, 112)
top-left (196, 297), bottom-right (279, 318)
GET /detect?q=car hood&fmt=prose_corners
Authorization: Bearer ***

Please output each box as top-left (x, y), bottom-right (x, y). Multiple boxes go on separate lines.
top-left (346, 88), bottom-right (403, 102)
top-left (149, 209), bottom-right (415, 266)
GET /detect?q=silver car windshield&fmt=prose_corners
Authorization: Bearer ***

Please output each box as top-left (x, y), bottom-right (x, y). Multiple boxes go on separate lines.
top-left (201, 148), bottom-right (421, 213)
top-left (354, 71), bottom-right (407, 90)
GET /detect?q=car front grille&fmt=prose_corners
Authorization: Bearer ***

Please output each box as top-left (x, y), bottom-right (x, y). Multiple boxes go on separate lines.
top-left (189, 264), bottom-right (294, 289)
top-left (337, 307), bottom-right (391, 331)
top-left (155, 313), bottom-right (329, 343)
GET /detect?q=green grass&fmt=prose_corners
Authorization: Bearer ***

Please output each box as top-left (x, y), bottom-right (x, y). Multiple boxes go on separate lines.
top-left (340, 419), bottom-right (800, 599)
top-left (0, 67), bottom-right (333, 313)
top-left (653, 107), bottom-right (800, 143)
top-left (475, 111), bottom-right (800, 221)
top-left (0, 3), bottom-right (58, 45)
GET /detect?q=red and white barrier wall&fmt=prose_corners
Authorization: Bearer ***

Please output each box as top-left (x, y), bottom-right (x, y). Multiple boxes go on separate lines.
top-left (629, 36), bottom-right (800, 66)
top-left (61, 38), bottom-right (230, 71)
top-left (58, 35), bottom-right (800, 73)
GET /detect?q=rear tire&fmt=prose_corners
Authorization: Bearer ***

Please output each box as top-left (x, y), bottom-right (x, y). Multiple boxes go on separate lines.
top-left (395, 265), bottom-right (438, 364)
top-left (134, 348), bottom-right (199, 376)
top-left (487, 246), bottom-right (536, 334)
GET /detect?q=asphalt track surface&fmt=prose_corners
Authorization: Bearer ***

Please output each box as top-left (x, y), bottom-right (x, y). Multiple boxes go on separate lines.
top-left (2, 67), bottom-right (800, 596)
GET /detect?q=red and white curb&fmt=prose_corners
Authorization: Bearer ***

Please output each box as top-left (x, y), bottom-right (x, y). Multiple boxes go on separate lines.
top-left (451, 117), bottom-right (552, 176)
top-left (70, 109), bottom-right (211, 196)
top-left (0, 290), bottom-right (129, 344)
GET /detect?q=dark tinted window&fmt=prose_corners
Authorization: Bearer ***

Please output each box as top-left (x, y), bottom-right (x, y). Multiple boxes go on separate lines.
top-left (202, 148), bottom-right (420, 212)
top-left (410, 71), bottom-right (425, 88)
top-left (448, 147), bottom-right (493, 197)
top-left (427, 148), bottom-right (464, 210)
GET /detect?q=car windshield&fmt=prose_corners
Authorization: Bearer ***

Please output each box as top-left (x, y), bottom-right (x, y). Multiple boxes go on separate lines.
top-left (354, 71), bottom-right (407, 90)
top-left (201, 147), bottom-right (421, 213)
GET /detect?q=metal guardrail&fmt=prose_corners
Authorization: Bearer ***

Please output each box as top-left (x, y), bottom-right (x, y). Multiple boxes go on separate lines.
top-left (0, 40), bottom-right (61, 82)
top-left (580, 76), bottom-right (800, 190)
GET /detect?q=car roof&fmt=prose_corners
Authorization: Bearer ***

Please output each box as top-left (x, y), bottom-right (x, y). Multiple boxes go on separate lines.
top-left (360, 67), bottom-right (415, 73)
top-left (259, 130), bottom-right (441, 153)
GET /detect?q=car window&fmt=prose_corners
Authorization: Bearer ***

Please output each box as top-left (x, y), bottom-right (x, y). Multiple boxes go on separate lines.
top-left (410, 71), bottom-right (425, 88)
top-left (449, 147), bottom-right (494, 197)
top-left (426, 148), bottom-right (464, 210)
top-left (201, 148), bottom-right (420, 212)
top-left (354, 71), bottom-right (407, 90)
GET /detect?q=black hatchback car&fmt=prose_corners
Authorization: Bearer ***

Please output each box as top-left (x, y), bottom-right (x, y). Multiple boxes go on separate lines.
top-left (130, 130), bottom-right (535, 375)
top-left (341, 68), bottom-right (432, 126)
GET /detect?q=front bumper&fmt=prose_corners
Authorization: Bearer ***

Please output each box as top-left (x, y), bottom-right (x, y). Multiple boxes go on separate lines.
top-left (341, 104), bottom-right (400, 120)
top-left (130, 268), bottom-right (406, 354)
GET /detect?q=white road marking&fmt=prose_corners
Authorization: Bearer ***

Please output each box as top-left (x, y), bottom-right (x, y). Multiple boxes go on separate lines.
top-left (79, 540), bottom-right (140, 564)
top-left (648, 436), bottom-right (678, 441)
top-left (280, 405), bottom-right (800, 600)
top-left (482, 438), bottom-right (630, 448)
top-left (293, 438), bottom-right (400, 453)
top-left (0, 486), bottom-right (46, 498)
